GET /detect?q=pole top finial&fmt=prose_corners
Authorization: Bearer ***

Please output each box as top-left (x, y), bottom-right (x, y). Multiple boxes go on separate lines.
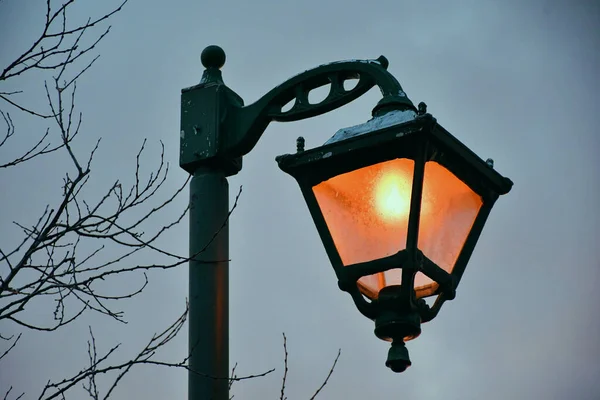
top-left (201, 45), bottom-right (226, 69)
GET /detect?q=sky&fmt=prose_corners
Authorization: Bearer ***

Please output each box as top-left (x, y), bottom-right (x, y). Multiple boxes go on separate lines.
top-left (1, 0), bottom-right (599, 399)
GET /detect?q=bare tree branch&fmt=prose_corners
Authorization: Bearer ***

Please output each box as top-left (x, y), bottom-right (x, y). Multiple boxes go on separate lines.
top-left (0, 112), bottom-right (63, 168)
top-left (0, 332), bottom-right (21, 362)
top-left (34, 302), bottom-right (274, 400)
top-left (0, 0), bottom-right (128, 117)
top-left (309, 349), bottom-right (341, 400)
top-left (275, 333), bottom-right (341, 400)
top-left (0, 110), bottom-right (14, 147)
top-left (3, 385), bottom-right (24, 400)
top-left (280, 333), bottom-right (289, 400)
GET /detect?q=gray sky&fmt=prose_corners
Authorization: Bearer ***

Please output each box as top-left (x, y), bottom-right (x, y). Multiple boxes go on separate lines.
top-left (1, 0), bottom-right (599, 399)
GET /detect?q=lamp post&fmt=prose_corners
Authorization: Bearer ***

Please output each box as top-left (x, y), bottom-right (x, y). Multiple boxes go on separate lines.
top-left (180, 45), bottom-right (512, 399)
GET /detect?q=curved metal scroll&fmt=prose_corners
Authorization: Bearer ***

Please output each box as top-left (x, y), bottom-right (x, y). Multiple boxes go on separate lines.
top-left (225, 57), bottom-right (417, 158)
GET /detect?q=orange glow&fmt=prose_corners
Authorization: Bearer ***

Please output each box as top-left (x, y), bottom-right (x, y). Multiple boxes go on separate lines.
top-left (374, 169), bottom-right (412, 223)
top-left (313, 159), bottom-right (414, 269)
top-left (413, 161), bottom-right (482, 297)
top-left (313, 158), bottom-right (482, 300)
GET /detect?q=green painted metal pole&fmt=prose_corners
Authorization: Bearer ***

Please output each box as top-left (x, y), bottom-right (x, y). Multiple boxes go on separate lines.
top-left (188, 167), bottom-right (229, 400)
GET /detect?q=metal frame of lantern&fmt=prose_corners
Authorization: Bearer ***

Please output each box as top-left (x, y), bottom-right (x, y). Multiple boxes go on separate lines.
top-left (276, 112), bottom-right (512, 372)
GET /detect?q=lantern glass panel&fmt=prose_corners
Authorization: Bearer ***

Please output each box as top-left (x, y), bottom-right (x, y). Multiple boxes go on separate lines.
top-left (313, 158), bottom-right (414, 266)
top-left (357, 268), bottom-right (403, 299)
top-left (413, 161), bottom-right (483, 295)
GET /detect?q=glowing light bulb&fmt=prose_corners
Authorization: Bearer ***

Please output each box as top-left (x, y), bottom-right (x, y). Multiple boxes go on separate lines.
top-left (374, 171), bottom-right (411, 222)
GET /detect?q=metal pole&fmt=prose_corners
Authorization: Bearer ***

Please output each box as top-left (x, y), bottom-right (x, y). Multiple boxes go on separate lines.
top-left (188, 167), bottom-right (229, 400)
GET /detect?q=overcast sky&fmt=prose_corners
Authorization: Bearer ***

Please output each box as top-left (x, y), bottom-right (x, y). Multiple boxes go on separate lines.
top-left (1, 0), bottom-right (599, 399)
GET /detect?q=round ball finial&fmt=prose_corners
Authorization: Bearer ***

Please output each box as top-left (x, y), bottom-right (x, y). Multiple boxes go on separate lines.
top-left (201, 45), bottom-right (226, 69)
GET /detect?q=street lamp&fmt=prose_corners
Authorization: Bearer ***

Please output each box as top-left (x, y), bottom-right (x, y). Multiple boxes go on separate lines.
top-left (180, 45), bottom-right (512, 399)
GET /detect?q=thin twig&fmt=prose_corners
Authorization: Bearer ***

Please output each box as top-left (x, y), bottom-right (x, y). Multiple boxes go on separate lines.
top-left (309, 349), bottom-right (342, 399)
top-left (280, 333), bottom-right (289, 400)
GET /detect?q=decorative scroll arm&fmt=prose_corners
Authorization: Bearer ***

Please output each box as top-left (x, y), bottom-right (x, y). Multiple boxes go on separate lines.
top-left (179, 46), bottom-right (417, 176)
top-left (223, 56), bottom-right (417, 158)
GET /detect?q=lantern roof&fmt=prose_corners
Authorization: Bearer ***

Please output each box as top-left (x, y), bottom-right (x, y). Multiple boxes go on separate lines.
top-left (277, 112), bottom-right (513, 198)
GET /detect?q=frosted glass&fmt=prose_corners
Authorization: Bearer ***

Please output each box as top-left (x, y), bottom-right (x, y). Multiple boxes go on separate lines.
top-left (313, 159), bottom-right (482, 299)
top-left (313, 159), bottom-right (415, 265)
top-left (313, 159), bottom-right (414, 298)
top-left (414, 162), bottom-right (482, 296)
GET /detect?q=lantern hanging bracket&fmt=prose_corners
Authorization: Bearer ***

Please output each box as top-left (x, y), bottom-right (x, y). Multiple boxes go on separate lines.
top-left (224, 53), bottom-right (418, 159)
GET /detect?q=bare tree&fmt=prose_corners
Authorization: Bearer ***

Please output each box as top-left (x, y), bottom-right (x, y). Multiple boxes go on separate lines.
top-left (0, 1), bottom-right (339, 398)
top-left (0, 1), bottom-right (203, 398)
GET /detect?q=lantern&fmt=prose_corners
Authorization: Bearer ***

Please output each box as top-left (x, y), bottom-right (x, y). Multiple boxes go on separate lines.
top-left (276, 107), bottom-right (513, 372)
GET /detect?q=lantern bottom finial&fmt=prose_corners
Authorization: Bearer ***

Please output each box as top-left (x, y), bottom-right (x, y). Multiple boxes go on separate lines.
top-left (386, 340), bottom-right (412, 373)
top-left (372, 286), bottom-right (422, 373)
